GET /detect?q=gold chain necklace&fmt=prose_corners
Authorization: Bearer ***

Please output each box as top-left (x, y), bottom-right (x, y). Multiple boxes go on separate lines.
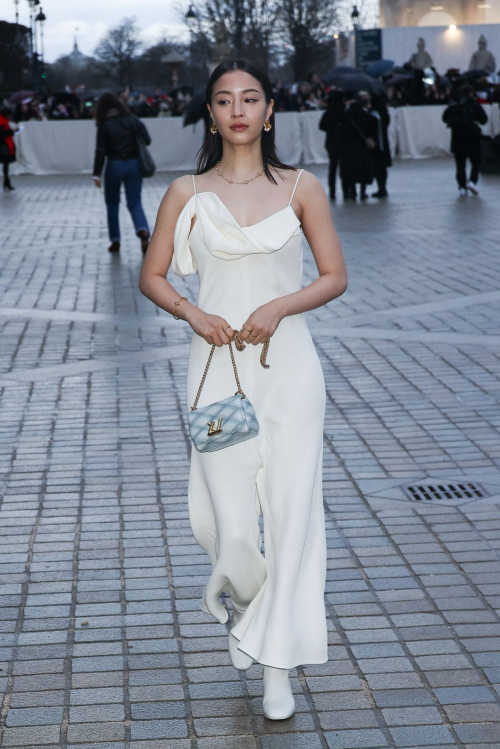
top-left (215, 160), bottom-right (265, 185)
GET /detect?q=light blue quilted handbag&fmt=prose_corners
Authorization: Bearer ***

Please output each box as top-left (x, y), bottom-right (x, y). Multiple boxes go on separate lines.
top-left (188, 341), bottom-right (260, 452)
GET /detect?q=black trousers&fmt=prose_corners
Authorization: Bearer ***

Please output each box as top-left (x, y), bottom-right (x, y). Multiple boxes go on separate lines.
top-left (454, 151), bottom-right (480, 189)
top-left (373, 149), bottom-right (388, 192)
top-left (327, 149), bottom-right (339, 198)
top-left (2, 162), bottom-right (10, 185)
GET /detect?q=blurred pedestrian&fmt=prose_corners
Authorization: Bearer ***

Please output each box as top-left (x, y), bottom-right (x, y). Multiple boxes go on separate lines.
top-left (338, 92), bottom-right (377, 201)
top-left (442, 84), bottom-right (488, 196)
top-left (0, 107), bottom-right (17, 192)
top-left (319, 90), bottom-right (344, 200)
top-left (370, 94), bottom-right (392, 198)
top-left (93, 92), bottom-right (152, 254)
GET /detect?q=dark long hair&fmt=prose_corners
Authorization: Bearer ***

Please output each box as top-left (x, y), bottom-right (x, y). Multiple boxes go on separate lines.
top-left (196, 58), bottom-right (296, 184)
top-left (94, 92), bottom-right (131, 127)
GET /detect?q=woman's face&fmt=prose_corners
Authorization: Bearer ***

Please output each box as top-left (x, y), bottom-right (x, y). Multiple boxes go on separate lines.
top-left (207, 70), bottom-right (273, 145)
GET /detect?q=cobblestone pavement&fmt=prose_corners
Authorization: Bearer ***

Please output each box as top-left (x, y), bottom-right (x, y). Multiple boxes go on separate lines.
top-left (1, 159), bottom-right (500, 749)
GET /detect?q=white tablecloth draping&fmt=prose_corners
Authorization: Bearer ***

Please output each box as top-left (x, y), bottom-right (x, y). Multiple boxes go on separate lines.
top-left (11, 104), bottom-right (500, 176)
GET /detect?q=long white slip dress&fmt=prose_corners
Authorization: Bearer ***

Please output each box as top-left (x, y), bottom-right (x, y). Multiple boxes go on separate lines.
top-left (172, 169), bottom-right (328, 669)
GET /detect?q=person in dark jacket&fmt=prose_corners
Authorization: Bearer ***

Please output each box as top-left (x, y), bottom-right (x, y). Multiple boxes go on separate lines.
top-left (93, 93), bottom-right (152, 253)
top-left (0, 107), bottom-right (17, 191)
top-left (442, 84), bottom-right (488, 196)
top-left (338, 92), bottom-right (377, 201)
top-left (319, 90), bottom-right (344, 200)
top-left (370, 94), bottom-right (392, 198)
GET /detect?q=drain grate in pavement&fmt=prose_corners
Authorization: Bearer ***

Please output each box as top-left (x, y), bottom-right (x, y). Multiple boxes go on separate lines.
top-left (405, 483), bottom-right (485, 502)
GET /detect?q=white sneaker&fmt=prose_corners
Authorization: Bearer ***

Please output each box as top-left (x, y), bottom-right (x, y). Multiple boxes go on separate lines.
top-left (466, 181), bottom-right (478, 195)
top-left (459, 187), bottom-right (468, 196)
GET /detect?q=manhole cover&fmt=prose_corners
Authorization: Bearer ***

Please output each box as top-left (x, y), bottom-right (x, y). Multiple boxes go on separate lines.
top-left (404, 483), bottom-right (485, 502)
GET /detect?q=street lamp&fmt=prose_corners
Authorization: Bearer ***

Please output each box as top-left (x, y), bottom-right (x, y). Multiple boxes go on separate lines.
top-left (351, 5), bottom-right (360, 69)
top-left (185, 4), bottom-right (197, 88)
top-left (26, 0), bottom-right (41, 85)
top-left (35, 7), bottom-right (46, 64)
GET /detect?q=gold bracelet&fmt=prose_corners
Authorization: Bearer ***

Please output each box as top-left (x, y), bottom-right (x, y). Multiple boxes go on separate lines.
top-left (172, 296), bottom-right (188, 320)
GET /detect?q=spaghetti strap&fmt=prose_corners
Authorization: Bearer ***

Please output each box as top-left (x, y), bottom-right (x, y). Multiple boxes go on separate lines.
top-left (192, 174), bottom-right (197, 195)
top-left (288, 169), bottom-right (304, 205)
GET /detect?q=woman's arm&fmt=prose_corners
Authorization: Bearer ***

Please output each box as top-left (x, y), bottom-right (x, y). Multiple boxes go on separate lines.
top-left (93, 124), bottom-right (107, 178)
top-left (239, 171), bottom-right (347, 345)
top-left (138, 177), bottom-right (235, 347)
top-left (136, 116), bottom-right (152, 145)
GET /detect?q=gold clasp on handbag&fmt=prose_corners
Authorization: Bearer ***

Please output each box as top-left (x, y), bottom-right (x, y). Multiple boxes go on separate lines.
top-left (207, 418), bottom-right (223, 436)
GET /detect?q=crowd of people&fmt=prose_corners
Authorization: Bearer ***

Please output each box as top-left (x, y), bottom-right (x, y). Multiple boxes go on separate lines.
top-left (319, 82), bottom-right (491, 201)
top-left (1, 63), bottom-right (496, 197)
top-left (319, 89), bottom-right (392, 201)
top-left (3, 62), bottom-right (500, 123)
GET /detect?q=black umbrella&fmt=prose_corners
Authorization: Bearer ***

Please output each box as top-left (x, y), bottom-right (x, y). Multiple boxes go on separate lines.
top-left (325, 72), bottom-right (386, 94)
top-left (462, 68), bottom-right (490, 78)
top-left (183, 88), bottom-right (209, 127)
top-left (51, 92), bottom-right (81, 106)
top-left (7, 90), bottom-right (38, 105)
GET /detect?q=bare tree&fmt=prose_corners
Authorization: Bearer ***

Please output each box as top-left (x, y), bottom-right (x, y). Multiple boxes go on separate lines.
top-left (195, 0), bottom-right (281, 70)
top-left (278, 0), bottom-right (339, 80)
top-left (94, 17), bottom-right (142, 88)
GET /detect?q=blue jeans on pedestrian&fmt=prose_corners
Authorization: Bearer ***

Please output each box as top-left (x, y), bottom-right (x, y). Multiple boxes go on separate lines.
top-left (104, 158), bottom-right (149, 242)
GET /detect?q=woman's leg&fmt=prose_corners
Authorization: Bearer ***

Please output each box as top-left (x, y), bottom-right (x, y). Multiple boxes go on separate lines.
top-left (123, 159), bottom-right (149, 235)
top-left (103, 161), bottom-right (122, 241)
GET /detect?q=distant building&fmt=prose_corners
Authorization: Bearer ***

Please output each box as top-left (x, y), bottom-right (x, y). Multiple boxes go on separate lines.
top-left (68, 38), bottom-right (90, 67)
top-left (380, 0), bottom-right (500, 27)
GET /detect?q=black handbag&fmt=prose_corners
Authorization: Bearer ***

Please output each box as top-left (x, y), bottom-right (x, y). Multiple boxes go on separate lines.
top-left (135, 133), bottom-right (156, 178)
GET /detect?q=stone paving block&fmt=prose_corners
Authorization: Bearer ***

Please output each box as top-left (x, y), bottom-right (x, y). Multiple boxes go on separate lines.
top-left (129, 718), bottom-right (188, 740)
top-left (66, 721), bottom-right (126, 743)
top-left (1, 725), bottom-right (61, 746)
top-left (324, 728), bottom-right (389, 748)
top-left (389, 725), bottom-right (454, 746)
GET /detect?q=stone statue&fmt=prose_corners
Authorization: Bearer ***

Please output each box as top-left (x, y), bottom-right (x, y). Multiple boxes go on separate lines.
top-left (469, 35), bottom-right (496, 74)
top-left (408, 38), bottom-right (433, 71)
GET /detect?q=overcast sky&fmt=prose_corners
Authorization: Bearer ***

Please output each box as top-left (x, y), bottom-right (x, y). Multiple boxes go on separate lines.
top-left (10, 0), bottom-right (188, 62)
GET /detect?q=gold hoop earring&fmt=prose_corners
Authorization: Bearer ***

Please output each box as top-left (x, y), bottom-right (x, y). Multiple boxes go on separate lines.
top-left (263, 119), bottom-right (272, 132)
top-left (210, 121), bottom-right (218, 135)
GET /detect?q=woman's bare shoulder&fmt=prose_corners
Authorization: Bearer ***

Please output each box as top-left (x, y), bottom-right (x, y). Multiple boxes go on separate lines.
top-left (158, 174), bottom-right (195, 214)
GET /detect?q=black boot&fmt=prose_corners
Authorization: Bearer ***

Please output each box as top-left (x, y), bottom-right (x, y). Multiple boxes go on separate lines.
top-left (138, 229), bottom-right (150, 254)
top-left (108, 241), bottom-right (120, 253)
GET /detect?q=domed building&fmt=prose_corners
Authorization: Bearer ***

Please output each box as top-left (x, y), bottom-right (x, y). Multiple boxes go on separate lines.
top-left (68, 38), bottom-right (90, 68)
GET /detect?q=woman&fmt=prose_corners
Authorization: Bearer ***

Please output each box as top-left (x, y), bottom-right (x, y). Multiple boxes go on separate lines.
top-left (139, 59), bottom-right (347, 720)
top-left (93, 92), bottom-right (152, 253)
top-left (0, 107), bottom-right (17, 191)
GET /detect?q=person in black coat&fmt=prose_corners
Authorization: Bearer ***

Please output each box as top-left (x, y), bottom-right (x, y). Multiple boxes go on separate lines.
top-left (369, 94), bottom-right (392, 198)
top-left (338, 92), bottom-right (378, 201)
top-left (442, 84), bottom-right (488, 196)
top-left (93, 92), bottom-right (152, 253)
top-left (319, 90), bottom-right (344, 200)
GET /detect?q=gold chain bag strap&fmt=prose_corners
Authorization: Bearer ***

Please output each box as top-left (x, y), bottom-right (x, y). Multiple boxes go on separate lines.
top-left (188, 337), bottom-right (269, 452)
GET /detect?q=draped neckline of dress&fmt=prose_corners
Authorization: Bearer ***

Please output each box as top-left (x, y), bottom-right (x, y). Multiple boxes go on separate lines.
top-left (172, 187), bottom-right (302, 276)
top-left (191, 190), bottom-right (301, 231)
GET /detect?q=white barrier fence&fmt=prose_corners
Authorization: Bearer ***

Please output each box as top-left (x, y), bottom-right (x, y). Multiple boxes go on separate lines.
top-left (12, 104), bottom-right (500, 176)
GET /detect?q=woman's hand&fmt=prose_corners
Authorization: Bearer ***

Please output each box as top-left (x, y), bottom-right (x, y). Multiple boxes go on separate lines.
top-left (93, 177), bottom-right (102, 189)
top-left (186, 308), bottom-right (235, 347)
top-left (239, 300), bottom-right (283, 345)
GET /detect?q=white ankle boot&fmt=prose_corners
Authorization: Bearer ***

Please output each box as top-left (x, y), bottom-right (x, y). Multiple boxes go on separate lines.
top-left (262, 665), bottom-right (295, 720)
top-left (228, 609), bottom-right (254, 670)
